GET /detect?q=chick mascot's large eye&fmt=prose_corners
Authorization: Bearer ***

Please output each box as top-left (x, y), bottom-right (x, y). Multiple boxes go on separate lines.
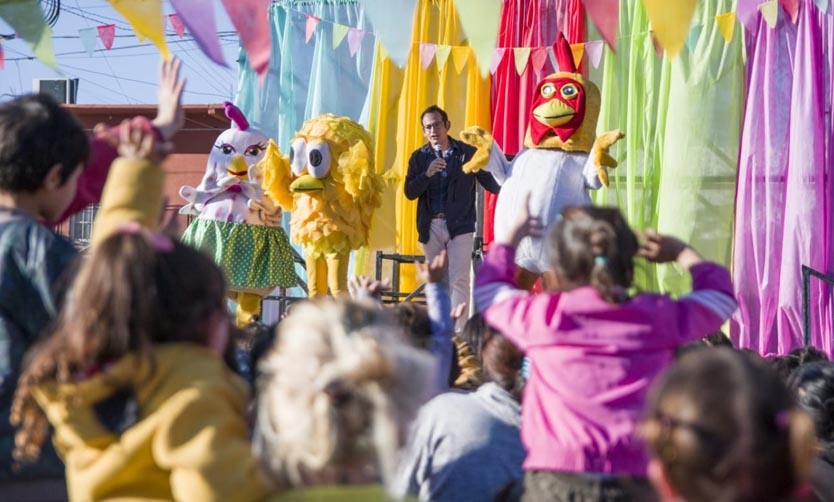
top-left (307, 141), bottom-right (332, 179)
top-left (541, 83), bottom-right (556, 98)
top-left (290, 138), bottom-right (307, 176)
top-left (560, 84), bottom-right (579, 100)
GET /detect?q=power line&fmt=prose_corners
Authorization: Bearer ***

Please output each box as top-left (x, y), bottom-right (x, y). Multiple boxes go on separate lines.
top-left (4, 36), bottom-right (238, 61)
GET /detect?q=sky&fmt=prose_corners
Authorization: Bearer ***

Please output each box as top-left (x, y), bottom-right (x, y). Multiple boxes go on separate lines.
top-left (0, 0), bottom-right (242, 105)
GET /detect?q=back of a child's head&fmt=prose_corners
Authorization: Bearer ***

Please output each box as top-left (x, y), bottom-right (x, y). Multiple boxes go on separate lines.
top-left (644, 348), bottom-right (816, 502)
top-left (790, 360), bottom-right (834, 451)
top-left (254, 297), bottom-right (434, 490)
top-left (58, 230), bottom-right (227, 366)
top-left (547, 205), bottom-right (638, 302)
top-left (481, 330), bottom-right (524, 399)
top-left (0, 93), bottom-right (89, 192)
top-left (391, 300), bottom-right (431, 350)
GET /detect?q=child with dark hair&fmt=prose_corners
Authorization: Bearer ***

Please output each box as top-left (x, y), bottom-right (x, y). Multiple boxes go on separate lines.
top-left (790, 361), bottom-right (834, 501)
top-left (644, 349), bottom-right (816, 502)
top-left (0, 60), bottom-right (184, 490)
top-left (770, 347), bottom-right (829, 383)
top-left (474, 199), bottom-right (737, 501)
top-left (12, 230), bottom-right (269, 501)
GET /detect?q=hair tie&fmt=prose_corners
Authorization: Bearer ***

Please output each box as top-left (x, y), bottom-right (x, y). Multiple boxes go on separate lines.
top-left (115, 222), bottom-right (174, 252)
top-left (775, 410), bottom-right (790, 431)
top-left (594, 256), bottom-right (608, 266)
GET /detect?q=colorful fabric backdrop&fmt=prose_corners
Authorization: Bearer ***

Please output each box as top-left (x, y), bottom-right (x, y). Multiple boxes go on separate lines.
top-left (228, 0), bottom-right (834, 357)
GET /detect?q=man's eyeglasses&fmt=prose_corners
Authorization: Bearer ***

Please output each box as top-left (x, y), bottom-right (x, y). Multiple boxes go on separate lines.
top-left (422, 121), bottom-right (445, 131)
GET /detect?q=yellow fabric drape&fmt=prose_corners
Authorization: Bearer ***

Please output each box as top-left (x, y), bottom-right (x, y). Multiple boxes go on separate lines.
top-left (363, 0), bottom-right (491, 292)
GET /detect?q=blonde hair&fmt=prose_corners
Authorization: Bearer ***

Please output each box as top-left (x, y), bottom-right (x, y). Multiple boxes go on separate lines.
top-left (253, 297), bottom-right (434, 489)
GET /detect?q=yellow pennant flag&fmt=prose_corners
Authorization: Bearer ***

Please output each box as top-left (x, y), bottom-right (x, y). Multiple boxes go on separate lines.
top-left (454, 0), bottom-right (502, 77)
top-left (332, 23), bottom-right (349, 50)
top-left (714, 12), bottom-right (736, 43)
top-left (450, 46), bottom-right (470, 75)
top-left (108, 0), bottom-right (169, 58)
top-left (570, 43), bottom-right (585, 69)
top-left (0, 0), bottom-right (56, 69)
top-left (642, 0), bottom-right (697, 58)
top-left (434, 44), bottom-right (452, 71)
top-left (760, 0), bottom-right (779, 28)
top-left (513, 47), bottom-right (531, 76)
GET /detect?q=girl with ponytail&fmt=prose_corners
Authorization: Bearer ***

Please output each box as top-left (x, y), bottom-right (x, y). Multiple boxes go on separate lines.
top-left (473, 198), bottom-right (738, 501)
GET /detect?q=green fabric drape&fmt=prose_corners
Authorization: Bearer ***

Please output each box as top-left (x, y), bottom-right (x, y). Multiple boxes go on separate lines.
top-left (593, 0), bottom-right (743, 295)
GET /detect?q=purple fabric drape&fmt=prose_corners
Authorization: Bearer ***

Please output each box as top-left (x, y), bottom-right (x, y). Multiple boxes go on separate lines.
top-left (732, 0), bottom-right (834, 356)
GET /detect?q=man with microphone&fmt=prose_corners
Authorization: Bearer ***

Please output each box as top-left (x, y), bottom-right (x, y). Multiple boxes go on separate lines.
top-left (405, 105), bottom-right (501, 328)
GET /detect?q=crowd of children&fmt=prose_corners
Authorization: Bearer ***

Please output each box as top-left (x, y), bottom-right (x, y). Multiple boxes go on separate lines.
top-left (0, 57), bottom-right (831, 502)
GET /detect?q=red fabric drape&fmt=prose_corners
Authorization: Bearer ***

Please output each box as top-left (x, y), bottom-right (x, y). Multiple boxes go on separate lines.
top-left (484, 0), bottom-right (585, 246)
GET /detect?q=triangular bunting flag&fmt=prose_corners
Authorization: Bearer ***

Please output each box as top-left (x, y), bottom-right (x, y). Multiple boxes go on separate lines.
top-left (305, 15), bottom-right (320, 43)
top-left (357, 0), bottom-right (416, 67)
top-left (0, 43), bottom-right (4, 70)
top-left (546, 45), bottom-right (558, 71)
top-left (736, 0), bottom-right (761, 33)
top-left (0, 0), bottom-right (56, 69)
top-left (222, 0), bottom-right (271, 77)
top-left (584, 40), bottom-right (604, 68)
top-left (168, 13), bottom-right (185, 38)
top-left (490, 47), bottom-right (506, 74)
top-left (685, 24), bottom-right (702, 53)
top-left (642, 0), bottom-right (697, 58)
top-left (107, 0), bottom-right (169, 58)
top-left (332, 23), bottom-right (349, 50)
top-left (513, 47), bottom-right (531, 75)
top-left (814, 0), bottom-right (830, 12)
top-left (435, 45), bottom-right (452, 72)
top-left (97, 24), bottom-right (115, 50)
top-left (450, 47), bottom-right (470, 74)
top-left (779, 0), bottom-right (799, 22)
top-left (715, 12), bottom-right (736, 43)
top-left (760, 0), bottom-right (779, 28)
top-left (170, 0), bottom-right (227, 66)
top-left (79, 27), bottom-right (97, 56)
top-left (582, 0), bottom-right (619, 49)
top-left (420, 43), bottom-right (437, 70)
top-left (454, 0), bottom-right (502, 77)
top-left (530, 47), bottom-right (548, 73)
top-left (347, 28), bottom-right (365, 57)
top-left (570, 43), bottom-right (584, 68)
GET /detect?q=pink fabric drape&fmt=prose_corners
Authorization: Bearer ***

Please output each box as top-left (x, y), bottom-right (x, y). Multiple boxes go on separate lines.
top-left (732, 0), bottom-right (834, 356)
top-left (484, 0), bottom-right (584, 246)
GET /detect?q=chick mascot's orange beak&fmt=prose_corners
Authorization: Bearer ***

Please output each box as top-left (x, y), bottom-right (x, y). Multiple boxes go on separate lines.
top-left (258, 114), bottom-right (384, 297)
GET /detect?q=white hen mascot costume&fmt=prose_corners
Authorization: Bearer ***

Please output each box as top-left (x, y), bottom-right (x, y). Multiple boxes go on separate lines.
top-left (179, 102), bottom-right (296, 325)
top-left (462, 33), bottom-right (624, 289)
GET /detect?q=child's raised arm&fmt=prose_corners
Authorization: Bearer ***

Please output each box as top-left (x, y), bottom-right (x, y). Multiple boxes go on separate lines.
top-left (416, 251), bottom-right (455, 393)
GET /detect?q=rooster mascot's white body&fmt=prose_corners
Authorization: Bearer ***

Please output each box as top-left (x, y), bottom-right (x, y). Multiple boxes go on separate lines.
top-left (179, 102), bottom-right (296, 325)
top-left (462, 33), bottom-right (624, 289)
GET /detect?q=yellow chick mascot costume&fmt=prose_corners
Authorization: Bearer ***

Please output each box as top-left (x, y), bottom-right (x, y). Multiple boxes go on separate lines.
top-left (259, 114), bottom-right (384, 297)
top-left (179, 102), bottom-right (296, 325)
top-left (462, 33), bottom-right (624, 289)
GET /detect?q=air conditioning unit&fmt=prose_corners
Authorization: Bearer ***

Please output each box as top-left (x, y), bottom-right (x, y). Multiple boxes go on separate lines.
top-left (32, 78), bottom-right (79, 104)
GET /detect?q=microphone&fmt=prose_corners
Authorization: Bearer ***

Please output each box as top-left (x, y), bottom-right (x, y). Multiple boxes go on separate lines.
top-left (433, 144), bottom-right (447, 177)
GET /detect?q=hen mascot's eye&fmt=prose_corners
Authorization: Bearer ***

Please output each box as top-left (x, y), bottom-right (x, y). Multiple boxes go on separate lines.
top-left (541, 84), bottom-right (556, 98)
top-left (561, 84), bottom-right (578, 99)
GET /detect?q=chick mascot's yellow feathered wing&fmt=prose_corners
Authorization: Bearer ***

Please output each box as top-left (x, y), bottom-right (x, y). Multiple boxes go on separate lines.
top-left (258, 114), bottom-right (384, 298)
top-left (461, 33), bottom-right (624, 288)
top-left (179, 102), bottom-right (296, 325)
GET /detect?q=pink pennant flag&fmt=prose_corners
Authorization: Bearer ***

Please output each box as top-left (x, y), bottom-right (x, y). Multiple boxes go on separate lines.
top-left (420, 43), bottom-right (437, 70)
top-left (490, 47), bottom-right (506, 74)
top-left (221, 0), bottom-right (271, 77)
top-left (97, 24), bottom-right (115, 50)
top-left (582, 0), bottom-right (618, 50)
top-left (347, 28), bottom-right (365, 57)
top-left (0, 43), bottom-right (4, 70)
top-left (584, 40), bottom-right (604, 68)
top-left (170, 0), bottom-right (227, 66)
top-left (530, 47), bottom-right (548, 73)
top-left (168, 13), bottom-right (185, 38)
top-left (306, 15), bottom-right (320, 43)
top-left (779, 0), bottom-right (799, 22)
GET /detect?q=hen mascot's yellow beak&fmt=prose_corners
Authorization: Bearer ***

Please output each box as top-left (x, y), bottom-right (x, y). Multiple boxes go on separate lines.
top-left (289, 174), bottom-right (324, 192)
top-left (227, 154), bottom-right (249, 179)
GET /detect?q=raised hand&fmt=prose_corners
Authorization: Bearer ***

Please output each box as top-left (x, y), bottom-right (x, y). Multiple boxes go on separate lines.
top-left (459, 126), bottom-right (494, 173)
top-left (591, 129), bottom-right (624, 186)
top-left (416, 250), bottom-right (448, 285)
top-left (117, 117), bottom-right (171, 164)
top-left (348, 275), bottom-right (391, 300)
top-left (152, 57), bottom-right (186, 141)
top-left (636, 228), bottom-right (703, 269)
